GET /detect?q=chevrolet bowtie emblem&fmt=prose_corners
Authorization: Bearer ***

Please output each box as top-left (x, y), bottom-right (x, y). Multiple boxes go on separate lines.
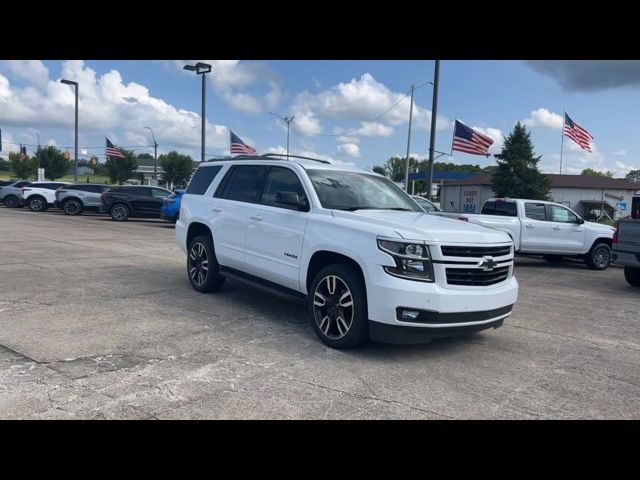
top-left (478, 256), bottom-right (497, 271)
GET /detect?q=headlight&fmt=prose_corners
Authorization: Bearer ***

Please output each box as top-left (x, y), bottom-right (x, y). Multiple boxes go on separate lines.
top-left (378, 239), bottom-right (434, 282)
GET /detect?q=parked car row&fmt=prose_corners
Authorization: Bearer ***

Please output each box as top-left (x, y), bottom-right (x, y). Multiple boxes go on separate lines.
top-left (0, 180), bottom-right (182, 223)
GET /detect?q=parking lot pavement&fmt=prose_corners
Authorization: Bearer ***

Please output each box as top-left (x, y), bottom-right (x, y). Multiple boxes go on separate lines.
top-left (0, 206), bottom-right (638, 420)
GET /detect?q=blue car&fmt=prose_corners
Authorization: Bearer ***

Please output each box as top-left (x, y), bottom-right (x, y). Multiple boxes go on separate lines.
top-left (161, 189), bottom-right (184, 223)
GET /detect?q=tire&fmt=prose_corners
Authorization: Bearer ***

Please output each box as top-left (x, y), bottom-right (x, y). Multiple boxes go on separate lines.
top-left (586, 242), bottom-right (611, 270)
top-left (187, 234), bottom-right (225, 293)
top-left (27, 196), bottom-right (46, 212)
top-left (624, 267), bottom-right (640, 287)
top-left (110, 203), bottom-right (130, 221)
top-left (3, 195), bottom-right (21, 208)
top-left (62, 198), bottom-right (83, 215)
top-left (543, 255), bottom-right (564, 263)
top-left (308, 263), bottom-right (369, 349)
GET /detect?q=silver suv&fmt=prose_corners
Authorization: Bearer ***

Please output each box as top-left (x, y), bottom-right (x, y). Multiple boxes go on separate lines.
top-left (0, 180), bottom-right (31, 208)
top-left (55, 184), bottom-right (111, 215)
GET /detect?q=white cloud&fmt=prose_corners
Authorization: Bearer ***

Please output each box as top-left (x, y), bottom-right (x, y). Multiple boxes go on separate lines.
top-left (612, 149), bottom-right (627, 156)
top-left (0, 61), bottom-right (229, 153)
top-left (291, 73), bottom-right (450, 139)
top-left (614, 160), bottom-right (639, 177)
top-left (0, 60), bottom-right (50, 89)
top-left (337, 143), bottom-right (360, 158)
top-left (174, 60), bottom-right (282, 115)
top-left (521, 108), bottom-right (564, 129)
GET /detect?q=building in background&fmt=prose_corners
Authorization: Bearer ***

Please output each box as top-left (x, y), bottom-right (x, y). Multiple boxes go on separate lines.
top-left (441, 174), bottom-right (640, 221)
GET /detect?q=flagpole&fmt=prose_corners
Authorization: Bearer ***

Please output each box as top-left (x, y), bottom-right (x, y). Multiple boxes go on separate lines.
top-left (559, 111), bottom-right (565, 175)
top-left (450, 119), bottom-right (456, 157)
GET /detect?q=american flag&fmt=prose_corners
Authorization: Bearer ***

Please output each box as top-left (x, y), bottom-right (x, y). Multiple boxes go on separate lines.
top-left (230, 131), bottom-right (257, 155)
top-left (563, 113), bottom-right (593, 152)
top-left (105, 138), bottom-right (125, 158)
top-left (19, 145), bottom-right (28, 161)
top-left (451, 120), bottom-right (494, 157)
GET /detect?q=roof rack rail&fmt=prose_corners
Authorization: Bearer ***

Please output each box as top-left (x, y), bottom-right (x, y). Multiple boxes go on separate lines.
top-left (205, 153), bottom-right (331, 165)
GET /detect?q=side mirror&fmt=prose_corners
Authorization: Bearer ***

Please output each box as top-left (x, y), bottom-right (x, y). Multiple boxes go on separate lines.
top-left (276, 191), bottom-right (307, 210)
top-left (577, 217), bottom-right (585, 225)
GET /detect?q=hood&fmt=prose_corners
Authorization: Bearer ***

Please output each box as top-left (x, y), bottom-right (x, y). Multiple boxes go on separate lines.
top-left (332, 210), bottom-right (512, 244)
top-left (585, 221), bottom-right (616, 234)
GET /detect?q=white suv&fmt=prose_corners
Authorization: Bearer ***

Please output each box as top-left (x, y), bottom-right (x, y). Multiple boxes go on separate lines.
top-left (176, 154), bottom-right (519, 349)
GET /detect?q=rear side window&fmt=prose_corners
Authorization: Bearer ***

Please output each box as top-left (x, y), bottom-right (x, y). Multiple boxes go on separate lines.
top-left (524, 203), bottom-right (547, 221)
top-left (13, 181), bottom-right (31, 188)
top-left (186, 166), bottom-right (223, 195)
top-left (217, 165), bottom-right (268, 203)
top-left (132, 187), bottom-right (152, 197)
top-left (482, 201), bottom-right (517, 217)
top-left (0, 181), bottom-right (12, 187)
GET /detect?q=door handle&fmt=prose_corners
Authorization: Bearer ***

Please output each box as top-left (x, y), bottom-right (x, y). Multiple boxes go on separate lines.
top-left (525, 224), bottom-right (534, 229)
top-left (250, 214), bottom-right (263, 221)
top-left (212, 207), bottom-right (223, 213)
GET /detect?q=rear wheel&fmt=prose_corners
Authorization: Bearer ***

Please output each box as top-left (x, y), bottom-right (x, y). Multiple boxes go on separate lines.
top-left (3, 195), bottom-right (21, 208)
top-left (110, 203), bottom-right (130, 221)
top-left (27, 196), bottom-right (46, 212)
top-left (62, 198), bottom-right (83, 215)
top-left (309, 264), bottom-right (369, 349)
top-left (586, 242), bottom-right (611, 270)
top-left (187, 234), bottom-right (225, 293)
top-left (624, 267), bottom-right (640, 287)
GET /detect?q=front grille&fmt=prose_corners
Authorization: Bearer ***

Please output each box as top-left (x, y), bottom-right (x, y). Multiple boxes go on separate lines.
top-left (441, 245), bottom-right (511, 258)
top-left (446, 266), bottom-right (510, 286)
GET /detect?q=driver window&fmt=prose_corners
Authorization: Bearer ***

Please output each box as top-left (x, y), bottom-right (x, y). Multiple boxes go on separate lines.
top-left (261, 167), bottom-right (307, 209)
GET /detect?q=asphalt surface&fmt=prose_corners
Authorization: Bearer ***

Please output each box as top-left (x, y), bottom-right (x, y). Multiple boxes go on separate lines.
top-left (0, 206), bottom-right (638, 419)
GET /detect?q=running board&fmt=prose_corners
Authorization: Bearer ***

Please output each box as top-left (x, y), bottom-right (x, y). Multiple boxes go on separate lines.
top-left (218, 267), bottom-right (307, 305)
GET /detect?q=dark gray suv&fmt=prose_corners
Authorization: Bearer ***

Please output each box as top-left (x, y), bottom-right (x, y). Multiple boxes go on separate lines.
top-left (54, 184), bottom-right (111, 215)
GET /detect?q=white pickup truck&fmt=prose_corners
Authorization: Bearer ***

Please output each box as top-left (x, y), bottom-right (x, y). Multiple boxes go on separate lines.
top-left (437, 198), bottom-right (615, 270)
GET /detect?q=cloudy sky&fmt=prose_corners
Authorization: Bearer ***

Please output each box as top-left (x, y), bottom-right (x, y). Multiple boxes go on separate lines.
top-left (1, 60), bottom-right (639, 176)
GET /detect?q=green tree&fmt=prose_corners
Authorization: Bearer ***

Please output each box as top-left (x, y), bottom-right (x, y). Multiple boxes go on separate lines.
top-left (104, 148), bottom-right (138, 185)
top-left (581, 168), bottom-right (613, 177)
top-left (159, 151), bottom-right (194, 187)
top-left (33, 146), bottom-right (72, 180)
top-left (8, 152), bottom-right (37, 179)
top-left (492, 122), bottom-right (551, 200)
top-left (372, 165), bottom-right (386, 176)
top-left (625, 169), bottom-right (640, 183)
top-left (0, 158), bottom-right (10, 171)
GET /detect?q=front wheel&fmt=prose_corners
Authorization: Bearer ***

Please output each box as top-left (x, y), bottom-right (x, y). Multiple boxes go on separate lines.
top-left (187, 234), bottom-right (225, 293)
top-left (309, 264), bottom-right (369, 349)
top-left (586, 242), bottom-right (611, 270)
top-left (624, 267), bottom-right (640, 287)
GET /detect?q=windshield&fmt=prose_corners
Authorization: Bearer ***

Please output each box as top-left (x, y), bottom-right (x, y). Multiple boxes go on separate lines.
top-left (307, 170), bottom-right (421, 212)
top-left (414, 197), bottom-right (438, 211)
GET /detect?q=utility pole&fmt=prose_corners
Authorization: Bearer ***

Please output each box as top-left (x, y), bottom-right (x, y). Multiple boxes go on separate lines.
top-left (426, 60), bottom-right (441, 201)
top-left (270, 113), bottom-right (295, 158)
top-left (403, 84), bottom-right (415, 192)
top-left (145, 127), bottom-right (158, 180)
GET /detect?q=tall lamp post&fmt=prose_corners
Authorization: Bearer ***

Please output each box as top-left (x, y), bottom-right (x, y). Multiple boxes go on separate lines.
top-left (183, 62), bottom-right (212, 163)
top-left (60, 79), bottom-right (79, 181)
top-left (403, 80), bottom-right (433, 192)
top-left (269, 112), bottom-right (295, 158)
top-left (144, 127), bottom-right (158, 180)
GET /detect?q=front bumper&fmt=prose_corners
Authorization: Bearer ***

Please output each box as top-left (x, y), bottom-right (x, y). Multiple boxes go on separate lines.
top-left (365, 263), bottom-right (518, 342)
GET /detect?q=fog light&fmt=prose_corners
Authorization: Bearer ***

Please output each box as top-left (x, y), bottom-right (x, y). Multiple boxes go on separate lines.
top-left (401, 309), bottom-right (420, 320)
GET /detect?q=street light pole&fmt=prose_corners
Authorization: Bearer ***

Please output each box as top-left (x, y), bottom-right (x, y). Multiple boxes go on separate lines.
top-left (426, 60), bottom-right (441, 201)
top-left (269, 113), bottom-right (295, 158)
top-left (61, 79), bottom-right (79, 182)
top-left (183, 63), bottom-right (213, 163)
top-left (144, 127), bottom-right (158, 180)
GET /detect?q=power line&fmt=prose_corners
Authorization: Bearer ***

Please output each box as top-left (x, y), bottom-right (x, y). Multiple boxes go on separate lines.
top-left (291, 88), bottom-right (412, 138)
